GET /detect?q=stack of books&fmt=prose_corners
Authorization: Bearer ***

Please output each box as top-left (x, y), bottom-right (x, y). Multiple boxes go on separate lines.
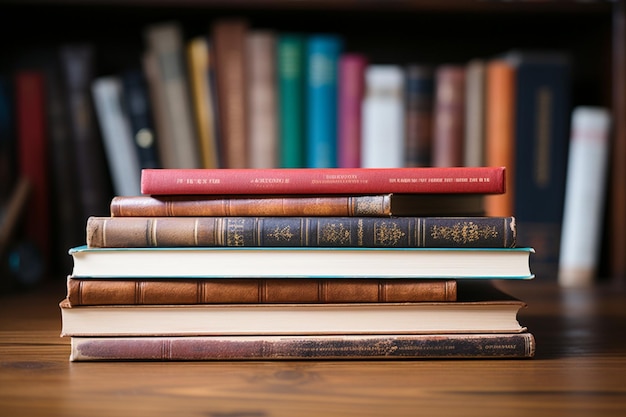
top-left (59, 166), bottom-right (536, 361)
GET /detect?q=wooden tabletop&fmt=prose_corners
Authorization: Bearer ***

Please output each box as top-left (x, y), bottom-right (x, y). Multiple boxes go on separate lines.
top-left (1, 279), bottom-right (625, 417)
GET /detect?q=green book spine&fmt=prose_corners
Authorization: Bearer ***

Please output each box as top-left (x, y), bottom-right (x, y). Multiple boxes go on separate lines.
top-left (277, 34), bottom-right (306, 168)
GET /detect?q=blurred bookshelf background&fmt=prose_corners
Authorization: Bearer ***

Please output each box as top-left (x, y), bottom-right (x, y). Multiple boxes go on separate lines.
top-left (0, 0), bottom-right (623, 291)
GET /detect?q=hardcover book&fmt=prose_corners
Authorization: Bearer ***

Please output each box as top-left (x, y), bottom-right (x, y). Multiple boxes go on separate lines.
top-left (306, 34), bottom-right (343, 168)
top-left (276, 34), bottom-right (306, 168)
top-left (59, 43), bottom-right (113, 220)
top-left (140, 166), bottom-right (506, 195)
top-left (68, 245), bottom-right (534, 279)
top-left (91, 75), bottom-right (142, 196)
top-left (69, 333), bottom-right (535, 361)
top-left (65, 277), bottom-right (458, 305)
top-left (361, 65), bottom-right (405, 168)
top-left (109, 193), bottom-right (486, 217)
top-left (85, 216), bottom-right (517, 248)
top-left (246, 30), bottom-right (279, 168)
top-left (143, 22), bottom-right (201, 169)
top-left (484, 59), bottom-right (516, 218)
top-left (506, 50), bottom-right (572, 278)
top-left (121, 69), bottom-right (161, 170)
top-left (432, 65), bottom-right (466, 167)
top-left (211, 18), bottom-right (249, 168)
top-left (59, 282), bottom-right (529, 336)
top-left (338, 53), bottom-right (367, 168)
top-left (404, 64), bottom-right (434, 167)
top-left (464, 58), bottom-right (486, 167)
top-left (186, 36), bottom-right (219, 169)
top-left (558, 106), bottom-right (611, 286)
top-left (15, 71), bottom-right (50, 271)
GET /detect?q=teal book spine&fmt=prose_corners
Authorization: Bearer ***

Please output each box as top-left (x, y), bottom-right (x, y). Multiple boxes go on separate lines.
top-left (277, 34), bottom-right (306, 168)
top-left (86, 216), bottom-right (517, 248)
top-left (306, 34), bottom-right (342, 168)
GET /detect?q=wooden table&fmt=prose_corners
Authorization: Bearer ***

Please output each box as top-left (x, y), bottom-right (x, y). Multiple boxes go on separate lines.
top-left (1, 279), bottom-right (625, 417)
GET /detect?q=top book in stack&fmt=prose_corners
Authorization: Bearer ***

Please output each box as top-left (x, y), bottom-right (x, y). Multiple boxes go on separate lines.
top-left (139, 167), bottom-right (506, 195)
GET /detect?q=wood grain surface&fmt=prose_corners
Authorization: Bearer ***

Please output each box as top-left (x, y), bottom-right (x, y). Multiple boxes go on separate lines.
top-left (1, 279), bottom-right (625, 417)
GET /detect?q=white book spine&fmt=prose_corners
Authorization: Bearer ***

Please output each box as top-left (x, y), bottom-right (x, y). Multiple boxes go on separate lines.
top-left (361, 65), bottom-right (405, 168)
top-left (558, 106), bottom-right (611, 287)
top-left (91, 77), bottom-right (142, 196)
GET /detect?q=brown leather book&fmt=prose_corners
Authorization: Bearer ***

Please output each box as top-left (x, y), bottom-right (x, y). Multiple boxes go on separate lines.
top-left (66, 278), bottom-right (457, 306)
top-left (110, 194), bottom-right (486, 217)
top-left (211, 18), bottom-right (249, 168)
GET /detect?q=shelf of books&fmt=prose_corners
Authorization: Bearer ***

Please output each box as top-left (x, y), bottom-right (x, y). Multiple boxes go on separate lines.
top-left (59, 166), bottom-right (536, 361)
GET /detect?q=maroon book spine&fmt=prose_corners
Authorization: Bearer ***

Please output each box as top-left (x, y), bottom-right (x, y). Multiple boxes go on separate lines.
top-left (140, 167), bottom-right (505, 195)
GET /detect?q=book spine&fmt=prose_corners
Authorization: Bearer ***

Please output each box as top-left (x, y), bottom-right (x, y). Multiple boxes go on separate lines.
top-left (15, 71), bottom-right (50, 271)
top-left (70, 333), bottom-right (535, 361)
top-left (404, 64), bottom-right (434, 167)
top-left (464, 59), bottom-right (486, 167)
top-left (140, 166), bottom-right (506, 195)
top-left (186, 36), bottom-right (219, 169)
top-left (361, 65), bottom-right (405, 168)
top-left (143, 22), bottom-right (201, 169)
top-left (277, 34), bottom-right (306, 168)
top-left (212, 18), bottom-right (249, 168)
top-left (306, 34), bottom-right (342, 168)
top-left (142, 50), bottom-right (178, 169)
top-left (121, 69), bottom-right (162, 169)
top-left (91, 76), bottom-right (142, 196)
top-left (66, 278), bottom-right (457, 305)
top-left (432, 65), bottom-right (466, 167)
top-left (246, 30), bottom-right (279, 168)
top-left (511, 53), bottom-right (572, 278)
top-left (337, 53), bottom-right (367, 168)
top-left (59, 43), bottom-right (113, 220)
top-left (484, 59), bottom-right (516, 217)
top-left (558, 107), bottom-right (611, 287)
top-left (110, 195), bottom-right (393, 217)
top-left (86, 216), bottom-right (516, 248)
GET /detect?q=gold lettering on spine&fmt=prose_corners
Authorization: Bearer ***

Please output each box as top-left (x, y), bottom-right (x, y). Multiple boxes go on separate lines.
top-left (227, 218), bottom-right (246, 246)
top-left (357, 219), bottom-right (364, 246)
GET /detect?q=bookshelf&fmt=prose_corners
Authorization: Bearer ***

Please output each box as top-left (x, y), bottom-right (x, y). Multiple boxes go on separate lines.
top-left (0, 0), bottom-right (624, 285)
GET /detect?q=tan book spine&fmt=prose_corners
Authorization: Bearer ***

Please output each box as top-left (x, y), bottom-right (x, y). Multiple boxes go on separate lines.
top-left (110, 194), bottom-right (392, 217)
top-left (66, 278), bottom-right (457, 305)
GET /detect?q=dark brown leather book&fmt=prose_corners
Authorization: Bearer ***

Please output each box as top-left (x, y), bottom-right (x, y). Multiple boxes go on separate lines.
top-left (66, 277), bottom-right (457, 306)
top-left (86, 215), bottom-right (516, 248)
top-left (211, 18), bottom-right (249, 168)
top-left (69, 332), bottom-right (535, 361)
top-left (110, 194), bottom-right (486, 217)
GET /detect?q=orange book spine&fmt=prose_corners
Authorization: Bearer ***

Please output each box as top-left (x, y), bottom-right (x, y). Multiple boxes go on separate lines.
top-left (484, 60), bottom-right (515, 217)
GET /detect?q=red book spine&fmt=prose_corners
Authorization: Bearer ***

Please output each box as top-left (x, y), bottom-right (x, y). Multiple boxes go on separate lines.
top-left (338, 53), bottom-right (367, 168)
top-left (16, 71), bottom-right (50, 271)
top-left (140, 167), bottom-right (505, 195)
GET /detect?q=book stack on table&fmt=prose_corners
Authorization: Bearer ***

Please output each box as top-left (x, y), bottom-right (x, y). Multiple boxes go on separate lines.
top-left (59, 167), bottom-right (536, 361)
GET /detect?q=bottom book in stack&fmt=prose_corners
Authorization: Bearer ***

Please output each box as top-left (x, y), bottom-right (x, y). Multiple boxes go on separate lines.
top-left (60, 276), bottom-right (535, 361)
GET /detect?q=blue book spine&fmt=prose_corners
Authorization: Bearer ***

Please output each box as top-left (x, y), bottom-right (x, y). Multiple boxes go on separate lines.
top-left (510, 52), bottom-right (571, 276)
top-left (306, 34), bottom-right (342, 168)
